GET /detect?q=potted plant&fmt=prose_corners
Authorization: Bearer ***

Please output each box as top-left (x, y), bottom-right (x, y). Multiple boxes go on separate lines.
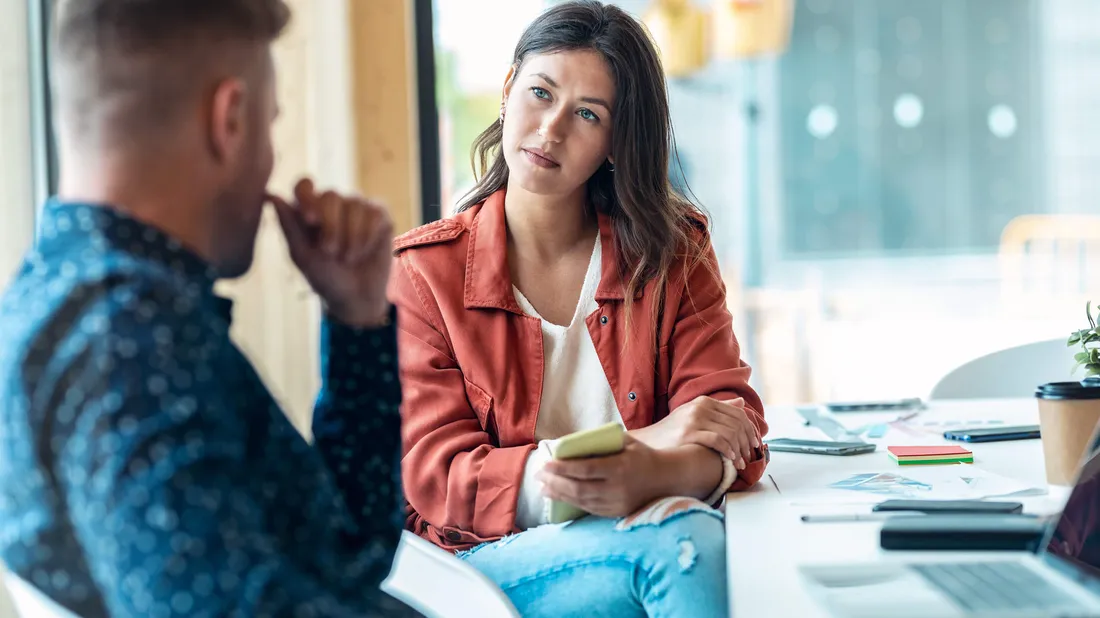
top-left (1068, 301), bottom-right (1100, 379)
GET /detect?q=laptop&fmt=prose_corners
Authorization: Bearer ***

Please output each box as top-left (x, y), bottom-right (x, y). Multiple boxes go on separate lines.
top-left (799, 434), bottom-right (1100, 618)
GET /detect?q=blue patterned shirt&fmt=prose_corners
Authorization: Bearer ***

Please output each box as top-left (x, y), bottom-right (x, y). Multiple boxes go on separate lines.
top-left (0, 202), bottom-right (415, 617)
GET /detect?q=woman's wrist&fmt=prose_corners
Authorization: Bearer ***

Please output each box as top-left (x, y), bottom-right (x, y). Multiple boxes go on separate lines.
top-left (651, 444), bottom-right (724, 501)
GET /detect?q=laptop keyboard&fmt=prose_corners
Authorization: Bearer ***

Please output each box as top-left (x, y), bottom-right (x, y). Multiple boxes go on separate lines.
top-left (913, 561), bottom-right (1086, 612)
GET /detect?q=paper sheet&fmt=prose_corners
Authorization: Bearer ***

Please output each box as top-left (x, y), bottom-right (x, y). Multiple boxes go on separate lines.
top-left (786, 465), bottom-right (1047, 506)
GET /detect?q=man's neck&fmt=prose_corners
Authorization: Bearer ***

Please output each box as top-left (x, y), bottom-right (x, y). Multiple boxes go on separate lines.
top-left (58, 154), bottom-right (218, 265)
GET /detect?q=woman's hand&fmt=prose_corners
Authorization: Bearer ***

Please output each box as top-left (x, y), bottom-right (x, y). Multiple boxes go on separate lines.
top-left (631, 396), bottom-right (760, 470)
top-left (537, 435), bottom-right (668, 519)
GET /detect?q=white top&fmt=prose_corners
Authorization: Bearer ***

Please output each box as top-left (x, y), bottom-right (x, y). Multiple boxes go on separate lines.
top-left (513, 234), bottom-right (734, 530)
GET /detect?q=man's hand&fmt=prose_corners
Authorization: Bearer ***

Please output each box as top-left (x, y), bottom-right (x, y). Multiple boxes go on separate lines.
top-left (631, 396), bottom-right (760, 470)
top-left (269, 179), bottom-right (393, 328)
top-left (537, 435), bottom-right (669, 519)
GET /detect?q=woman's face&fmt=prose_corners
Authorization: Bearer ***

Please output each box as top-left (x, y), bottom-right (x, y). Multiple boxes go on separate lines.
top-left (501, 49), bottom-right (616, 199)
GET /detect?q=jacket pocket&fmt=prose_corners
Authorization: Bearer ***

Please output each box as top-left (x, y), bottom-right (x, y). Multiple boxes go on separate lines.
top-left (463, 377), bottom-right (496, 433)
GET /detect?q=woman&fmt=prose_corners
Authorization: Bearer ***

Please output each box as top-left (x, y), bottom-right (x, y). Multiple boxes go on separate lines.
top-left (389, 2), bottom-right (768, 616)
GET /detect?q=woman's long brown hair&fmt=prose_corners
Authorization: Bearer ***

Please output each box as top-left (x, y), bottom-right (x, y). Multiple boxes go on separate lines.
top-left (456, 0), bottom-right (708, 342)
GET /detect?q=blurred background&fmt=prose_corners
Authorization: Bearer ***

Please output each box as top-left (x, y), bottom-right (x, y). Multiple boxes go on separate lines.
top-left (429, 0), bottom-right (1100, 405)
top-left (2, 0), bottom-right (1099, 425)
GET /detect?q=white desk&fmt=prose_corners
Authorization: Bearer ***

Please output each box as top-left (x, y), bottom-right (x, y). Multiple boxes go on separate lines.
top-left (724, 398), bottom-right (1068, 618)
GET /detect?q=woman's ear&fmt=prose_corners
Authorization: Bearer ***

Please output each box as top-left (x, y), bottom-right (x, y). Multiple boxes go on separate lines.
top-left (500, 64), bottom-right (518, 123)
top-left (501, 63), bottom-right (518, 99)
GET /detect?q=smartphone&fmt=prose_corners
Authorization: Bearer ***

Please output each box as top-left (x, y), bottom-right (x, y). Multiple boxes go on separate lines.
top-left (550, 422), bottom-right (625, 460)
top-left (547, 422), bottom-right (626, 524)
top-left (824, 398), bottom-right (924, 413)
top-left (764, 438), bottom-right (876, 456)
top-left (943, 425), bottom-right (1041, 443)
top-left (873, 499), bottom-right (1024, 514)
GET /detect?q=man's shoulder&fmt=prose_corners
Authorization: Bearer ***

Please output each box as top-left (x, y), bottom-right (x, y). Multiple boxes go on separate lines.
top-left (1, 257), bottom-right (214, 367)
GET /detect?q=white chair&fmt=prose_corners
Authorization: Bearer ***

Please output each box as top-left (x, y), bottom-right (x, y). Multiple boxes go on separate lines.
top-left (381, 531), bottom-right (519, 618)
top-left (929, 338), bottom-right (1075, 400)
top-left (3, 570), bottom-right (79, 618)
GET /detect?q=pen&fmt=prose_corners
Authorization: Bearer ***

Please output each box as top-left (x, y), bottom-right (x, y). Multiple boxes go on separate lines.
top-left (799, 511), bottom-right (927, 523)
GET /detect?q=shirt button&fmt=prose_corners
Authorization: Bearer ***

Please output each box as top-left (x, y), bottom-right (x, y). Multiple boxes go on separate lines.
top-left (628, 392), bottom-right (637, 401)
top-left (600, 315), bottom-right (608, 325)
top-left (445, 530), bottom-right (462, 542)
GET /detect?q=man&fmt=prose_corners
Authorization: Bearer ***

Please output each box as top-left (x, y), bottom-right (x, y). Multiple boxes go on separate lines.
top-left (0, 1), bottom-right (418, 615)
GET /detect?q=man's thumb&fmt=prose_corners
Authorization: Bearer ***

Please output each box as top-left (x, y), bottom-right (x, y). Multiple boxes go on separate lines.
top-left (267, 193), bottom-right (309, 255)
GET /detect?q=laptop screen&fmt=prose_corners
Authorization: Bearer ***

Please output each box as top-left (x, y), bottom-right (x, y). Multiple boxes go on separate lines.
top-left (1044, 430), bottom-right (1100, 575)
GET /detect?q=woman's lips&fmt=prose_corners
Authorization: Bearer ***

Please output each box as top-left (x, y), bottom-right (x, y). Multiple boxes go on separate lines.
top-left (522, 148), bottom-right (560, 168)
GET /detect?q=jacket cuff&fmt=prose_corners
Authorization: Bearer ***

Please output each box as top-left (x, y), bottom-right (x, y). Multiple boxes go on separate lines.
top-left (472, 443), bottom-right (538, 537)
top-left (704, 455), bottom-right (738, 507)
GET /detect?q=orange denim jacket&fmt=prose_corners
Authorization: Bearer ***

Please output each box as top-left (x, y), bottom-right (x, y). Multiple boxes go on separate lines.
top-left (388, 190), bottom-right (768, 552)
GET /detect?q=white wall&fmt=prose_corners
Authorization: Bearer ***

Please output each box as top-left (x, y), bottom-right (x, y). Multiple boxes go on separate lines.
top-left (0, 0), bottom-right (33, 612)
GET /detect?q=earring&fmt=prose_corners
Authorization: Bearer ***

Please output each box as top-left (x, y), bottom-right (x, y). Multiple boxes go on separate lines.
top-left (499, 98), bottom-right (508, 123)
top-left (607, 161), bottom-right (616, 173)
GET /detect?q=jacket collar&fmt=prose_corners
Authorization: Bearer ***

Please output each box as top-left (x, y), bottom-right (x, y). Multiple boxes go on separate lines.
top-left (463, 189), bottom-right (637, 313)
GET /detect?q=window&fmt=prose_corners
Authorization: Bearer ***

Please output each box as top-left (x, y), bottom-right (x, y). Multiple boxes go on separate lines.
top-left (778, 0), bottom-right (1040, 258)
top-left (0, 1), bottom-right (41, 281)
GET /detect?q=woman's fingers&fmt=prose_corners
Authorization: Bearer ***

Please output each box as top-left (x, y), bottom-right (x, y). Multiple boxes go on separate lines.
top-left (687, 429), bottom-right (738, 462)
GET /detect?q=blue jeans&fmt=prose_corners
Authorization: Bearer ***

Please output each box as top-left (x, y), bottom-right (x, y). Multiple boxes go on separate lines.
top-left (457, 506), bottom-right (728, 618)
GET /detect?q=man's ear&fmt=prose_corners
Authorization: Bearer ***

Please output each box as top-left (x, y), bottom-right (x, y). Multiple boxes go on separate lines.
top-left (207, 77), bottom-right (247, 165)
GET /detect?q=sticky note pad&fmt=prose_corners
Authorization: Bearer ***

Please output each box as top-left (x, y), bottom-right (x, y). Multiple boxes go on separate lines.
top-left (888, 445), bottom-right (973, 466)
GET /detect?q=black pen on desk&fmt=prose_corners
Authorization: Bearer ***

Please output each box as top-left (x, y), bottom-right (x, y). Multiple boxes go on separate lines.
top-left (800, 511), bottom-right (927, 523)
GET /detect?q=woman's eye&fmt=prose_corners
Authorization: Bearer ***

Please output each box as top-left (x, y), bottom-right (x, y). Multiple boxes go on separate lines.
top-left (578, 108), bottom-right (599, 122)
top-left (531, 87), bottom-right (550, 100)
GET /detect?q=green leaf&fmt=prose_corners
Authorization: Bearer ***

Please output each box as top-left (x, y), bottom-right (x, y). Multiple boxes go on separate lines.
top-left (1086, 363), bottom-right (1100, 377)
top-left (1092, 349), bottom-right (1100, 363)
top-left (1090, 301), bottom-right (1097, 329)
top-left (1070, 334), bottom-right (1083, 346)
top-left (1076, 352), bottom-right (1091, 363)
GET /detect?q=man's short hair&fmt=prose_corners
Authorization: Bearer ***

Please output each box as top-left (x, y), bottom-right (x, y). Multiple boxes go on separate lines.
top-left (53, 0), bottom-right (291, 145)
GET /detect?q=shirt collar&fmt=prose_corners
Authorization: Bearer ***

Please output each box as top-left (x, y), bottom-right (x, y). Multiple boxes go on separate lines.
top-left (36, 199), bottom-right (222, 288)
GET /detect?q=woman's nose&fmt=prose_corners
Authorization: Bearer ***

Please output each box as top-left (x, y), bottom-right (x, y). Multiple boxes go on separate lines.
top-left (537, 108), bottom-right (567, 143)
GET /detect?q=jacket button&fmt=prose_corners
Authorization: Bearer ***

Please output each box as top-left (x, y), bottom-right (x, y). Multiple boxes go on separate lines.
top-left (600, 315), bottom-right (608, 325)
top-left (628, 391), bottom-right (637, 401)
top-left (445, 530), bottom-right (461, 542)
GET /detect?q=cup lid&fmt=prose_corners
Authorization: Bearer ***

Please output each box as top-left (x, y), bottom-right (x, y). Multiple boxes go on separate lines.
top-left (1035, 380), bottom-right (1100, 400)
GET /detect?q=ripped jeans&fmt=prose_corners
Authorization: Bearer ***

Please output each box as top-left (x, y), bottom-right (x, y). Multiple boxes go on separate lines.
top-left (457, 498), bottom-right (728, 618)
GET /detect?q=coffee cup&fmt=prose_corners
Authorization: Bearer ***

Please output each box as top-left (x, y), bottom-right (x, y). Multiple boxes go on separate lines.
top-left (1036, 379), bottom-right (1100, 486)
